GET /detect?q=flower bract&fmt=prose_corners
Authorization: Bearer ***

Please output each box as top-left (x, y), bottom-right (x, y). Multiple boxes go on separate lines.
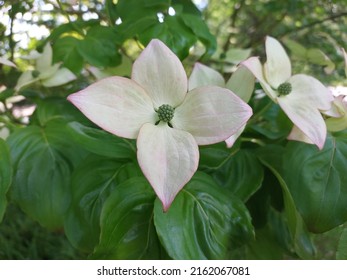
top-left (189, 62), bottom-right (255, 147)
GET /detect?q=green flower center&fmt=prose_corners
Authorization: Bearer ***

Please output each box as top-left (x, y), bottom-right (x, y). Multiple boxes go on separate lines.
top-left (157, 104), bottom-right (175, 122)
top-left (277, 82), bottom-right (292, 96)
top-left (32, 70), bottom-right (40, 78)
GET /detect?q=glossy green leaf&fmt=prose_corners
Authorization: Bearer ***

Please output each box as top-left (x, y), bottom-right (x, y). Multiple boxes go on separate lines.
top-left (64, 159), bottom-right (142, 252)
top-left (53, 36), bottom-right (84, 73)
top-left (78, 25), bottom-right (122, 67)
top-left (0, 139), bottom-right (12, 223)
top-left (31, 97), bottom-right (89, 127)
top-left (283, 135), bottom-right (347, 233)
top-left (250, 99), bottom-right (292, 140)
top-left (336, 227), bottom-right (347, 260)
top-left (199, 142), bottom-right (240, 170)
top-left (67, 122), bottom-right (136, 160)
top-left (154, 172), bottom-right (254, 259)
top-left (257, 145), bottom-right (316, 259)
top-left (180, 13), bottom-right (217, 59)
top-left (139, 14), bottom-right (196, 60)
top-left (114, 0), bottom-right (215, 60)
top-left (212, 149), bottom-right (264, 201)
top-left (7, 120), bottom-right (85, 229)
top-left (92, 177), bottom-right (166, 259)
top-left (46, 19), bottom-right (99, 42)
top-left (245, 226), bottom-right (288, 259)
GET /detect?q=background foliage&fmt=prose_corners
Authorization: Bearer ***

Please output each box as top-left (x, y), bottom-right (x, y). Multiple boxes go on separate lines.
top-left (0, 0), bottom-right (346, 260)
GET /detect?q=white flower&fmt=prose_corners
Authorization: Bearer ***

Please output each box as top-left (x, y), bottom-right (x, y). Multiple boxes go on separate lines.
top-left (68, 39), bottom-right (252, 210)
top-left (16, 44), bottom-right (76, 91)
top-left (242, 36), bottom-right (333, 149)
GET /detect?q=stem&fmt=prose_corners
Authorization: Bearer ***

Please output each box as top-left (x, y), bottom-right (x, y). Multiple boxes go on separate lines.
top-left (222, 0), bottom-right (246, 53)
top-left (8, 5), bottom-right (16, 61)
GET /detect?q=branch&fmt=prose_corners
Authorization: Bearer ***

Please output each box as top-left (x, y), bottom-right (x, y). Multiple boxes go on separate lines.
top-left (280, 12), bottom-right (347, 37)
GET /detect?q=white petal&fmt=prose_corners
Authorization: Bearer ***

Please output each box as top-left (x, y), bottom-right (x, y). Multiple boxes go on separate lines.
top-left (264, 36), bottom-right (292, 88)
top-left (137, 123), bottom-right (199, 211)
top-left (241, 56), bottom-right (278, 101)
top-left (39, 63), bottom-right (61, 80)
top-left (36, 44), bottom-right (53, 72)
top-left (225, 124), bottom-right (246, 148)
top-left (0, 56), bottom-right (16, 68)
top-left (288, 74), bottom-right (333, 111)
top-left (287, 125), bottom-right (314, 145)
top-left (226, 65), bottom-right (255, 102)
top-left (42, 67), bottom-right (76, 87)
top-left (278, 95), bottom-right (327, 150)
top-left (67, 77), bottom-right (156, 139)
top-left (132, 39), bottom-right (187, 108)
top-left (15, 71), bottom-right (38, 91)
top-left (188, 62), bottom-right (225, 90)
top-left (172, 86), bottom-right (253, 145)
top-left (278, 74), bottom-right (333, 149)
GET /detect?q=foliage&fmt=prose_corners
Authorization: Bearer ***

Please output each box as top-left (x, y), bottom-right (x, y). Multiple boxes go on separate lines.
top-left (0, 0), bottom-right (346, 260)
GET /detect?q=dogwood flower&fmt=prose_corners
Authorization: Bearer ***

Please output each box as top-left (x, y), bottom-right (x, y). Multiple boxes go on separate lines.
top-left (68, 39), bottom-right (252, 211)
top-left (189, 63), bottom-right (255, 147)
top-left (242, 36), bottom-right (333, 149)
top-left (15, 44), bottom-right (76, 91)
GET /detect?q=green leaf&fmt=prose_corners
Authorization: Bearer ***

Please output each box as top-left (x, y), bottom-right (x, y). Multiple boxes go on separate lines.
top-left (0, 139), bottom-right (12, 223)
top-left (283, 38), bottom-right (307, 60)
top-left (154, 172), bottom-right (254, 259)
top-left (139, 15), bottom-right (197, 60)
top-left (64, 159), bottom-right (142, 252)
top-left (337, 227), bottom-right (347, 260)
top-left (31, 97), bottom-right (89, 126)
top-left (92, 177), bottom-right (166, 259)
top-left (283, 135), bottom-right (347, 233)
top-left (53, 36), bottom-right (84, 73)
top-left (250, 99), bottom-right (292, 140)
top-left (67, 122), bottom-right (136, 160)
top-left (212, 149), bottom-right (264, 201)
top-left (46, 20), bottom-right (99, 43)
top-left (180, 13), bottom-right (217, 59)
top-left (78, 26), bottom-right (122, 67)
top-left (307, 48), bottom-right (335, 74)
top-left (245, 226), bottom-right (288, 259)
top-left (7, 120), bottom-right (85, 229)
top-left (199, 142), bottom-right (240, 170)
top-left (224, 48), bottom-right (252, 64)
top-left (257, 145), bottom-right (316, 259)
top-left (114, 0), bottom-right (214, 60)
